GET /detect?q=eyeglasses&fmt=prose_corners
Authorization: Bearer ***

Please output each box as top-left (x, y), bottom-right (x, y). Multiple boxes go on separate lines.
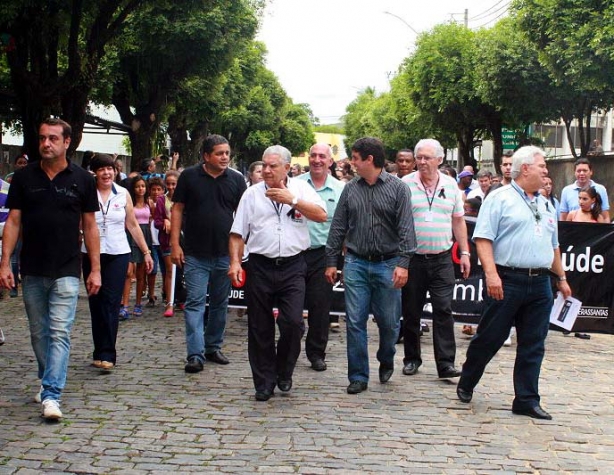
top-left (415, 155), bottom-right (436, 162)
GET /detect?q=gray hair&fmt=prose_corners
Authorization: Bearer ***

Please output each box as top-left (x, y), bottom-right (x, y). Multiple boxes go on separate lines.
top-left (263, 145), bottom-right (292, 164)
top-left (511, 146), bottom-right (545, 179)
top-left (415, 139), bottom-right (444, 159)
top-left (309, 143), bottom-right (333, 157)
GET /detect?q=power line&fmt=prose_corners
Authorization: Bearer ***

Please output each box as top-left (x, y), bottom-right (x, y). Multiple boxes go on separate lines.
top-left (469, 0), bottom-right (507, 21)
top-left (472, 7), bottom-right (510, 29)
top-left (469, 1), bottom-right (511, 26)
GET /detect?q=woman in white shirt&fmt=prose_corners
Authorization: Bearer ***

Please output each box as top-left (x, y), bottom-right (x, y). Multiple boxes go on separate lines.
top-left (82, 154), bottom-right (153, 370)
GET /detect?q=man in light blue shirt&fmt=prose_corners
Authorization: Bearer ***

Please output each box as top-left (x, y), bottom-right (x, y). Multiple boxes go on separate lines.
top-left (298, 144), bottom-right (345, 371)
top-left (559, 158), bottom-right (609, 221)
top-left (457, 146), bottom-right (572, 421)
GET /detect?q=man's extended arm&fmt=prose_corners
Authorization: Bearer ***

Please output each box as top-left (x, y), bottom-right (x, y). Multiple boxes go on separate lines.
top-left (0, 210), bottom-right (21, 289)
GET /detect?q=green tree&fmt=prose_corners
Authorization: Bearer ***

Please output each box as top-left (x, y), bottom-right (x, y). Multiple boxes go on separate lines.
top-left (512, 0), bottom-right (614, 156)
top-left (474, 18), bottom-right (564, 167)
top-left (0, 0), bottom-right (145, 159)
top-left (342, 87), bottom-right (380, 155)
top-left (107, 0), bottom-right (260, 168)
top-left (168, 41), bottom-right (313, 169)
top-left (405, 23), bottom-right (495, 168)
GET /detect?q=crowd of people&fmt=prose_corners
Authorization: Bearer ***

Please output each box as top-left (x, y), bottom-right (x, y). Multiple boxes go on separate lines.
top-left (0, 117), bottom-right (610, 422)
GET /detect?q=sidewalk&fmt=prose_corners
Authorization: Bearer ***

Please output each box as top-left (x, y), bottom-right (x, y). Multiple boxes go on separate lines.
top-left (1, 287), bottom-right (613, 474)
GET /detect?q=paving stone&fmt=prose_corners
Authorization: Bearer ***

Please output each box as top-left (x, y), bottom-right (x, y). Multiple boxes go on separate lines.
top-left (1, 286), bottom-right (614, 473)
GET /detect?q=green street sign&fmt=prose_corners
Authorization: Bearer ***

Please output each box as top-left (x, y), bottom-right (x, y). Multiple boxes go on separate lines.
top-left (502, 128), bottom-right (518, 150)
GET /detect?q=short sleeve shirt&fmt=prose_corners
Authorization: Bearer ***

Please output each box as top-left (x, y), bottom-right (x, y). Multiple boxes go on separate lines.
top-left (6, 161), bottom-right (98, 278)
top-left (231, 178), bottom-right (326, 258)
top-left (403, 171), bottom-right (464, 254)
top-left (473, 181), bottom-right (558, 268)
top-left (559, 180), bottom-right (609, 213)
top-left (296, 174), bottom-right (345, 248)
top-left (172, 164), bottom-right (246, 258)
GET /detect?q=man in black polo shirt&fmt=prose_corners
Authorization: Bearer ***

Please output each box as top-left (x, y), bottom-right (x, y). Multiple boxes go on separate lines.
top-left (0, 118), bottom-right (101, 420)
top-left (171, 134), bottom-right (246, 373)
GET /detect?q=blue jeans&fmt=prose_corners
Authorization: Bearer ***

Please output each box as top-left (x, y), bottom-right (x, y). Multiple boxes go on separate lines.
top-left (22, 275), bottom-right (80, 402)
top-left (183, 255), bottom-right (231, 361)
top-left (343, 254), bottom-right (402, 383)
top-left (459, 272), bottom-right (553, 410)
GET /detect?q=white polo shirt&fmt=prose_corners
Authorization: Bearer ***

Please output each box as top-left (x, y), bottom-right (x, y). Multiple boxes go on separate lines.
top-left (81, 184), bottom-right (131, 255)
top-left (231, 178), bottom-right (326, 258)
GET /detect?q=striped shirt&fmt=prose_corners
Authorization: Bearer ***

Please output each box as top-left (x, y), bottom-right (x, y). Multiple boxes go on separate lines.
top-left (402, 171), bottom-right (464, 254)
top-left (326, 170), bottom-right (417, 268)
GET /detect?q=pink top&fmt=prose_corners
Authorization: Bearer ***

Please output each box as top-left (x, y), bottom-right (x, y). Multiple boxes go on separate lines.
top-left (133, 204), bottom-right (151, 225)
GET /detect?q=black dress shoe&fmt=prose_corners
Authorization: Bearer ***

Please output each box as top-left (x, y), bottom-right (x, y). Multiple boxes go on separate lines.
top-left (574, 332), bottom-right (591, 340)
top-left (277, 378), bottom-right (292, 392)
top-left (438, 366), bottom-right (461, 379)
top-left (402, 362), bottom-right (420, 376)
top-left (379, 364), bottom-right (394, 383)
top-left (456, 386), bottom-right (473, 403)
top-left (205, 350), bottom-right (230, 365)
top-left (512, 405), bottom-right (552, 420)
top-left (347, 380), bottom-right (368, 394)
top-left (255, 389), bottom-right (274, 401)
top-left (184, 356), bottom-right (204, 373)
top-left (310, 358), bottom-right (327, 372)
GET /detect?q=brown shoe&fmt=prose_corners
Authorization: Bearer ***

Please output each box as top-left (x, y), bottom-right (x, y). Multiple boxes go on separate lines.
top-left (462, 325), bottom-right (476, 336)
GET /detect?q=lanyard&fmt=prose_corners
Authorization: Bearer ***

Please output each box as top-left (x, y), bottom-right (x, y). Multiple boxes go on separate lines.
top-left (513, 184), bottom-right (541, 223)
top-left (264, 184), bottom-right (283, 218)
top-left (98, 191), bottom-right (112, 227)
top-left (419, 176), bottom-right (440, 212)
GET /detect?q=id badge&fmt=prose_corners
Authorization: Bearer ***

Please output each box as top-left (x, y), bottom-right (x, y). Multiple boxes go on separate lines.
top-left (534, 223), bottom-right (542, 237)
top-left (425, 211), bottom-right (433, 222)
top-left (100, 225), bottom-right (107, 237)
top-left (276, 224), bottom-right (283, 235)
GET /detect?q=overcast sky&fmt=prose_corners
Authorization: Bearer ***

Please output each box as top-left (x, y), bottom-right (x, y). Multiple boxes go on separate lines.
top-left (256, 0), bottom-right (510, 124)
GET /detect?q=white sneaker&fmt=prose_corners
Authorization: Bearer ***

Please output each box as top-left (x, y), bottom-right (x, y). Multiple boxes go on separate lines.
top-left (329, 322), bottom-right (340, 333)
top-left (42, 399), bottom-right (62, 420)
top-left (504, 327), bottom-right (515, 346)
top-left (34, 385), bottom-right (43, 403)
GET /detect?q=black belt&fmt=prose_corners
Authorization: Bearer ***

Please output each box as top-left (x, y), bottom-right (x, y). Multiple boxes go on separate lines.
top-left (346, 248), bottom-right (397, 262)
top-left (413, 248), bottom-right (452, 260)
top-left (497, 265), bottom-right (550, 277)
top-left (306, 246), bottom-right (325, 252)
top-left (251, 253), bottom-right (302, 266)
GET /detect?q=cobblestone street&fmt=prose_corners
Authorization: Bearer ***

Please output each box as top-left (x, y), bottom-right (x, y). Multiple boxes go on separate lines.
top-left (1, 288), bottom-right (613, 474)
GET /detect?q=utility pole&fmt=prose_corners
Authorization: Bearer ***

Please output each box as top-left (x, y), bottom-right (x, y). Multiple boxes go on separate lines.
top-left (450, 9), bottom-right (469, 27)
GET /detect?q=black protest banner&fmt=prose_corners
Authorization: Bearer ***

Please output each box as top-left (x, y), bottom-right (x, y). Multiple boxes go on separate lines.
top-left (228, 222), bottom-right (614, 334)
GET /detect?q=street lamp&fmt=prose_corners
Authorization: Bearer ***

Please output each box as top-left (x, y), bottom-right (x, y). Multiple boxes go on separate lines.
top-left (383, 11), bottom-right (420, 36)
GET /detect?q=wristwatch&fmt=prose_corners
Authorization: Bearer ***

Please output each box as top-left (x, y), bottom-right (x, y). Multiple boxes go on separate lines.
top-left (460, 251), bottom-right (471, 257)
top-left (291, 196), bottom-right (299, 208)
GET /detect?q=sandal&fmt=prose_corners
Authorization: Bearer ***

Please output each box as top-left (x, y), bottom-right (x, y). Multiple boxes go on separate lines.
top-left (133, 304), bottom-right (143, 317)
top-left (163, 303), bottom-right (174, 318)
top-left (119, 306), bottom-right (131, 320)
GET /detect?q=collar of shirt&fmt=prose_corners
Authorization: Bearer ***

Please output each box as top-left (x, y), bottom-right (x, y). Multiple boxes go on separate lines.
top-left (357, 169), bottom-right (392, 185)
top-left (573, 179), bottom-right (596, 190)
top-left (299, 172), bottom-right (337, 190)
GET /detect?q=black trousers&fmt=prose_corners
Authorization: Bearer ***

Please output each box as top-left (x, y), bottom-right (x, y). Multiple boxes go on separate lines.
top-left (83, 253), bottom-right (130, 364)
top-left (303, 247), bottom-right (334, 362)
top-left (245, 254), bottom-right (306, 393)
top-left (402, 252), bottom-right (456, 372)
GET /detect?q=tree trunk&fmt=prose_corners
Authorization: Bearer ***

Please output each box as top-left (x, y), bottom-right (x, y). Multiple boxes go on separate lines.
top-left (562, 116), bottom-right (578, 159)
top-left (167, 113), bottom-right (190, 165)
top-left (490, 118), bottom-right (503, 172)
